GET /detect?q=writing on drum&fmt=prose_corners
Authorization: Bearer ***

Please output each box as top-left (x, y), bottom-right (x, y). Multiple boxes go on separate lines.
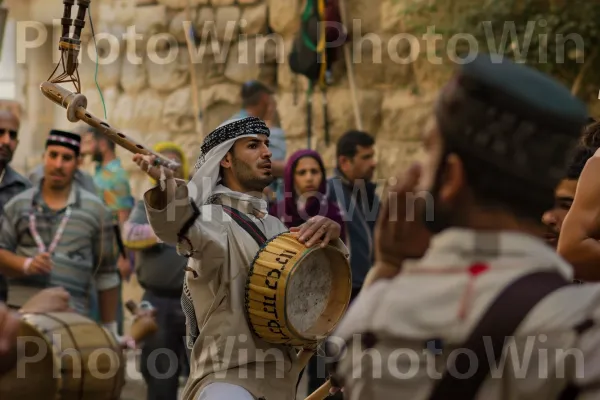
top-left (263, 248), bottom-right (296, 339)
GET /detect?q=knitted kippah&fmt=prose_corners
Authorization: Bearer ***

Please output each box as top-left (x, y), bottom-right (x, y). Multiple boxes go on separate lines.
top-left (46, 129), bottom-right (81, 156)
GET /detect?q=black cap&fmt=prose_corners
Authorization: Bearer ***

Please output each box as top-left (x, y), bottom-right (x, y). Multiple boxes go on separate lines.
top-left (46, 129), bottom-right (81, 156)
top-left (241, 80), bottom-right (273, 101)
top-left (435, 53), bottom-right (589, 217)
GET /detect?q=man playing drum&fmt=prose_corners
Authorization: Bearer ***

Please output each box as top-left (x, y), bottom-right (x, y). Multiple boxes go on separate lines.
top-left (133, 116), bottom-right (346, 400)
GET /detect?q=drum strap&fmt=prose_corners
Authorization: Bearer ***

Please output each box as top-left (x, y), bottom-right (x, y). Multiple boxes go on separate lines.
top-left (427, 270), bottom-right (570, 400)
top-left (222, 205), bottom-right (267, 246)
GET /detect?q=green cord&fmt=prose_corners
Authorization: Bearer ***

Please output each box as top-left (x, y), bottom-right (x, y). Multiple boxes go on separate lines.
top-left (87, 6), bottom-right (107, 120)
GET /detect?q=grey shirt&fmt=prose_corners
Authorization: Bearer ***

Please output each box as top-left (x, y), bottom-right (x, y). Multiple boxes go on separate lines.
top-left (122, 199), bottom-right (186, 294)
top-left (0, 165), bottom-right (31, 297)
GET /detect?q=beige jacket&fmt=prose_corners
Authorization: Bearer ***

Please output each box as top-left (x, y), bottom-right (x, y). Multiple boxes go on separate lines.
top-left (144, 179), bottom-right (347, 400)
top-left (331, 228), bottom-right (600, 400)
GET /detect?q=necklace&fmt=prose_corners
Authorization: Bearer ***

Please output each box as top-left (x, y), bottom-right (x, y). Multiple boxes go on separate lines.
top-left (29, 206), bottom-right (72, 254)
top-left (0, 168), bottom-right (5, 185)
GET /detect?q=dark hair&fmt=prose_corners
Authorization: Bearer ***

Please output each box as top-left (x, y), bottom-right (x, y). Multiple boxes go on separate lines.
top-left (581, 121), bottom-right (600, 148)
top-left (241, 81), bottom-right (272, 108)
top-left (565, 145), bottom-right (597, 180)
top-left (92, 127), bottom-right (116, 151)
top-left (336, 130), bottom-right (375, 159)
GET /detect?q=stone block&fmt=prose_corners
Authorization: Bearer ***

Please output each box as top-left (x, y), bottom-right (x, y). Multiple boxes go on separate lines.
top-left (268, 0), bottom-right (300, 36)
top-left (194, 52), bottom-right (227, 88)
top-left (241, 3), bottom-right (268, 35)
top-left (196, 7), bottom-right (216, 32)
top-left (200, 82), bottom-right (240, 108)
top-left (121, 56), bottom-right (148, 94)
top-left (200, 83), bottom-right (241, 132)
top-left (277, 87), bottom-right (383, 142)
top-left (224, 36), bottom-right (281, 84)
top-left (347, 33), bottom-right (416, 88)
top-left (212, 0), bottom-right (235, 5)
top-left (146, 45), bottom-right (190, 92)
top-left (215, 6), bottom-right (241, 42)
top-left (375, 139), bottom-right (423, 178)
top-left (347, 0), bottom-right (381, 35)
top-left (82, 86), bottom-right (120, 123)
top-left (203, 103), bottom-right (241, 133)
top-left (170, 9), bottom-right (197, 44)
top-left (133, 89), bottom-right (167, 132)
top-left (133, 4), bottom-right (167, 35)
top-left (157, 0), bottom-right (208, 9)
top-left (411, 57), bottom-right (454, 93)
top-left (114, 0), bottom-right (137, 26)
top-left (162, 87), bottom-right (197, 133)
top-left (81, 40), bottom-right (123, 89)
top-left (112, 93), bottom-right (138, 130)
top-left (379, 90), bottom-right (435, 141)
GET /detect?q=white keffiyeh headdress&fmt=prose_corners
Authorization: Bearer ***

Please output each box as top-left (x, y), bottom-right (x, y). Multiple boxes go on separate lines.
top-left (188, 116), bottom-right (271, 211)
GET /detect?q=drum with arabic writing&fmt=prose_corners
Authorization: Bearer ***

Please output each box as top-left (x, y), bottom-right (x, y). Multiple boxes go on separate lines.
top-left (244, 232), bottom-right (352, 348)
top-left (0, 312), bottom-right (126, 399)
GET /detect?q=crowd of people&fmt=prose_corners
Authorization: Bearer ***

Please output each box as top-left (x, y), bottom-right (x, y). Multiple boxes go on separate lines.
top-left (1, 52), bottom-right (600, 400)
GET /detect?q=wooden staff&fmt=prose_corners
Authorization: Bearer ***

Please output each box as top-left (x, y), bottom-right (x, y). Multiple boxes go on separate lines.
top-left (297, 348), bottom-right (336, 400)
top-left (337, 0), bottom-right (363, 130)
top-left (40, 81), bottom-right (181, 171)
top-left (184, 0), bottom-right (203, 137)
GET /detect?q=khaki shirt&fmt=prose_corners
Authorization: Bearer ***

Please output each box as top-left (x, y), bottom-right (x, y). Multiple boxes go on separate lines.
top-left (331, 228), bottom-right (600, 400)
top-left (144, 179), bottom-right (347, 400)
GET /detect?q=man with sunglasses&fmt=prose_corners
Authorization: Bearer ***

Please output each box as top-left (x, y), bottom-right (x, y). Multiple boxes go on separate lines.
top-left (0, 110), bottom-right (31, 302)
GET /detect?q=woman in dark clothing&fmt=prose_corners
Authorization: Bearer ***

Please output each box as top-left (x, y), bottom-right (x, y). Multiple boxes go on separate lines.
top-left (270, 149), bottom-right (346, 243)
top-left (270, 149), bottom-right (346, 396)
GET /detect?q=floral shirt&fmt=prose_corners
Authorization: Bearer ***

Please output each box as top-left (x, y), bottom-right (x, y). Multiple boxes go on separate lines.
top-left (93, 159), bottom-right (134, 223)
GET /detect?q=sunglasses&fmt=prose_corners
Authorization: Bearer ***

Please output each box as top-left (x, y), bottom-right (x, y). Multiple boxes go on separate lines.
top-left (0, 129), bottom-right (17, 140)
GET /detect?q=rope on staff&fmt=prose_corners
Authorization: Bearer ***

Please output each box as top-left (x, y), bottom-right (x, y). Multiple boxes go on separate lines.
top-left (184, 0), bottom-right (203, 137)
top-left (88, 5), bottom-right (107, 120)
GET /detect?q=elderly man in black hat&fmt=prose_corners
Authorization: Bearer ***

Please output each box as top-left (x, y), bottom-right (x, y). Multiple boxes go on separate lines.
top-left (327, 54), bottom-right (600, 399)
top-left (0, 130), bottom-right (122, 340)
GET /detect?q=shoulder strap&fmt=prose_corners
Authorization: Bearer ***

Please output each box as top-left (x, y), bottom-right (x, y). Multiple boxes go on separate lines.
top-left (428, 270), bottom-right (569, 400)
top-left (222, 205), bottom-right (267, 247)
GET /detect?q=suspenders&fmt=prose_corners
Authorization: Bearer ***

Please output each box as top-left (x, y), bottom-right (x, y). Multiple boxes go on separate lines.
top-left (428, 271), bottom-right (571, 400)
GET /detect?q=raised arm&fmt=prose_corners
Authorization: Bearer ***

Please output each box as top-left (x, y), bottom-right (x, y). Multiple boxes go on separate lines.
top-left (134, 154), bottom-right (214, 260)
top-left (558, 151), bottom-right (600, 281)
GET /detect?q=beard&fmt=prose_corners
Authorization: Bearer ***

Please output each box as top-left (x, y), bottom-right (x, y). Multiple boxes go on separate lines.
top-left (421, 161), bottom-right (455, 234)
top-left (232, 157), bottom-right (273, 192)
top-left (92, 150), bottom-right (103, 163)
top-left (0, 145), bottom-right (13, 166)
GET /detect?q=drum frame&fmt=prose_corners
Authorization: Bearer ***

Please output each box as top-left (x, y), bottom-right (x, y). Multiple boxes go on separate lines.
top-left (244, 233), bottom-right (352, 348)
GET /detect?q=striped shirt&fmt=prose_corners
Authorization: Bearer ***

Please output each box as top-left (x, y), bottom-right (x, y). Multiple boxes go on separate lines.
top-left (0, 182), bottom-right (120, 315)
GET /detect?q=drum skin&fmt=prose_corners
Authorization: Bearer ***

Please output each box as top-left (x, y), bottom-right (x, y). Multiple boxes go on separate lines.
top-left (0, 312), bottom-right (126, 400)
top-left (245, 233), bottom-right (352, 347)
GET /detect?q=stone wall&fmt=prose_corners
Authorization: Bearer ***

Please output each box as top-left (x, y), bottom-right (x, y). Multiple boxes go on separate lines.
top-left (7, 0), bottom-right (600, 199)
top-left (10, 0), bottom-right (448, 198)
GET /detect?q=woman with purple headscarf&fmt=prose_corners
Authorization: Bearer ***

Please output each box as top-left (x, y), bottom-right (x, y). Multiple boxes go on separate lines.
top-left (269, 149), bottom-right (346, 395)
top-left (270, 150), bottom-right (346, 243)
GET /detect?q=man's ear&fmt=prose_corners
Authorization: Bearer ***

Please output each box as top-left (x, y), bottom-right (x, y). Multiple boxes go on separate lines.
top-left (437, 153), bottom-right (465, 204)
top-left (220, 151), bottom-right (232, 168)
top-left (338, 155), bottom-right (351, 171)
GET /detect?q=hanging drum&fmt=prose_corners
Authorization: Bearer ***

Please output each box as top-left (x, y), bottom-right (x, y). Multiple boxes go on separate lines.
top-left (244, 233), bottom-right (352, 348)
